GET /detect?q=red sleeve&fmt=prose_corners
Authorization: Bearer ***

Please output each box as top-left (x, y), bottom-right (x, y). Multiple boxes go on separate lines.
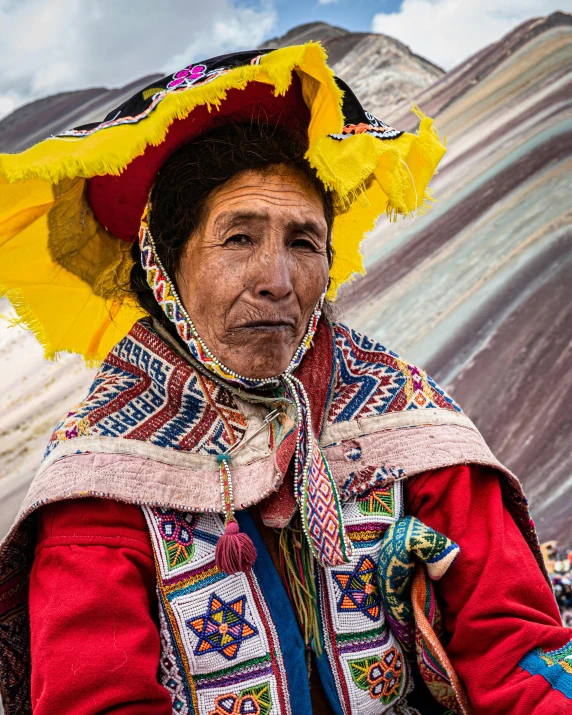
top-left (30, 498), bottom-right (172, 715)
top-left (406, 465), bottom-right (572, 715)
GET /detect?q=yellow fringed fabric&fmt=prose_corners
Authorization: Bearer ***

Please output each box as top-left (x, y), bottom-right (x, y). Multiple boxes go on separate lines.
top-left (0, 42), bottom-right (445, 363)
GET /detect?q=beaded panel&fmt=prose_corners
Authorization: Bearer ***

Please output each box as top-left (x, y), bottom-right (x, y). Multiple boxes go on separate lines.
top-left (149, 510), bottom-right (223, 580)
top-left (44, 320), bottom-right (247, 458)
top-left (157, 600), bottom-right (192, 714)
top-left (328, 324), bottom-right (460, 424)
top-left (143, 508), bottom-right (292, 715)
top-left (320, 481), bottom-right (410, 714)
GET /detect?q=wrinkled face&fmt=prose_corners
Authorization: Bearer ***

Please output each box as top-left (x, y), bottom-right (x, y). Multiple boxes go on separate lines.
top-left (175, 165), bottom-right (330, 378)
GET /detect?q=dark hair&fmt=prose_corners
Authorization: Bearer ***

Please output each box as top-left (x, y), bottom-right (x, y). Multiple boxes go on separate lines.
top-left (130, 122), bottom-right (335, 340)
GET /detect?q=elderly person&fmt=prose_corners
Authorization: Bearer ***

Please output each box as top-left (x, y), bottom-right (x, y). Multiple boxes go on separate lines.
top-left (0, 45), bottom-right (570, 715)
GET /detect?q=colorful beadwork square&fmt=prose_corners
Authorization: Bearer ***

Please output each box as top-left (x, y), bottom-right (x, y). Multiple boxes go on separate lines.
top-left (338, 636), bottom-right (409, 715)
top-left (188, 593), bottom-right (259, 661)
top-left (333, 555), bottom-right (382, 622)
top-left (348, 647), bottom-right (404, 704)
top-left (168, 573), bottom-right (270, 674)
top-left (198, 675), bottom-right (281, 715)
top-left (341, 482), bottom-right (403, 552)
top-left (145, 510), bottom-right (223, 580)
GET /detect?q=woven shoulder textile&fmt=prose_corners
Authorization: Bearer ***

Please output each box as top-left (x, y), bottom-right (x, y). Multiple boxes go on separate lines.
top-left (42, 320), bottom-right (460, 459)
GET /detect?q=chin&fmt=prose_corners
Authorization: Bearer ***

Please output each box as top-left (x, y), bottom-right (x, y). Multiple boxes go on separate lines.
top-left (228, 338), bottom-right (295, 378)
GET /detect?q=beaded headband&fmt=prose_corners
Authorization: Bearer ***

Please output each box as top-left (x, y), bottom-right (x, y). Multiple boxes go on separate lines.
top-left (139, 202), bottom-right (351, 573)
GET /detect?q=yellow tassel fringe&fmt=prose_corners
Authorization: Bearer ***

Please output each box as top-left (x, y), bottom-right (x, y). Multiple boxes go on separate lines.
top-left (0, 42), bottom-right (445, 362)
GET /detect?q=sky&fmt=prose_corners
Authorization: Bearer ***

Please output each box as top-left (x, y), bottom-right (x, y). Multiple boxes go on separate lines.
top-left (0, 0), bottom-right (566, 120)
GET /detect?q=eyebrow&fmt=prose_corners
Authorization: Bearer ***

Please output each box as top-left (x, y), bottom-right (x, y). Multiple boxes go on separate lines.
top-left (214, 210), bottom-right (267, 227)
top-left (213, 210), bottom-right (326, 238)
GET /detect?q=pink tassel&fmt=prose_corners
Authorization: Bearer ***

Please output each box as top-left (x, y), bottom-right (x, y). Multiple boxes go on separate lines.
top-left (215, 519), bottom-right (257, 574)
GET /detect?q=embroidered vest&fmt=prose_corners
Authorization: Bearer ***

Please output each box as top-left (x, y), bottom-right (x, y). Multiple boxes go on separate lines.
top-left (142, 479), bottom-right (409, 715)
top-left (0, 319), bottom-right (545, 715)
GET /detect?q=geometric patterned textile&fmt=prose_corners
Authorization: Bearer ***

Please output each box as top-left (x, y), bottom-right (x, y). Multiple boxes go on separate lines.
top-left (358, 487), bottom-right (395, 518)
top-left (143, 508), bottom-right (293, 715)
top-left (208, 682), bottom-right (272, 715)
top-left (188, 594), bottom-right (258, 661)
top-left (144, 483), bottom-right (415, 714)
top-left (377, 516), bottom-right (460, 654)
top-left (156, 508), bottom-right (198, 571)
top-left (319, 479), bottom-right (412, 714)
top-left (292, 428), bottom-right (352, 568)
top-left (44, 319), bottom-right (248, 459)
top-left (411, 564), bottom-right (473, 714)
top-left (43, 319), bottom-right (460, 471)
top-left (348, 648), bottom-right (405, 704)
top-left (0, 519), bottom-right (34, 715)
top-left (327, 324), bottom-right (460, 425)
top-left (519, 637), bottom-right (572, 699)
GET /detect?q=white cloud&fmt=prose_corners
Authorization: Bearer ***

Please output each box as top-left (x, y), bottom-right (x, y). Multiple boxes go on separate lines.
top-left (168, 2), bottom-right (276, 70)
top-left (0, 96), bottom-right (18, 120)
top-left (372, 0), bottom-right (564, 70)
top-left (0, 0), bottom-right (277, 112)
top-left (317, 0), bottom-right (338, 5)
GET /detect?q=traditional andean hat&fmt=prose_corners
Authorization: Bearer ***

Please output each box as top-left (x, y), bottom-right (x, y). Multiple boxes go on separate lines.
top-left (0, 43), bottom-right (445, 363)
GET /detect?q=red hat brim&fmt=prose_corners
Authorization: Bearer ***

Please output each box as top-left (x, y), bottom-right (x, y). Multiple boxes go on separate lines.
top-left (87, 76), bottom-right (309, 243)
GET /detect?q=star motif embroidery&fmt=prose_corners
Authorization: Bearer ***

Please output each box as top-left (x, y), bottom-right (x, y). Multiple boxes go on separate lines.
top-left (187, 593), bottom-right (258, 660)
top-left (332, 555), bottom-right (381, 621)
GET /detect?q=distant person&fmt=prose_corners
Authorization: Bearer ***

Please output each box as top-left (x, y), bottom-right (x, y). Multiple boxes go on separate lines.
top-left (0, 45), bottom-right (571, 715)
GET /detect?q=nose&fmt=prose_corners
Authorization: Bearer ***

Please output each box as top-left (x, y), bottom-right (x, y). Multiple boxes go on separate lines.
top-left (251, 244), bottom-right (293, 301)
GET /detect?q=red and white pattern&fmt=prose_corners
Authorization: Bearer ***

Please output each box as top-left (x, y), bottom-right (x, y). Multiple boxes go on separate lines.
top-left (45, 320), bottom-right (248, 458)
top-left (305, 441), bottom-right (351, 567)
top-left (327, 324), bottom-right (459, 424)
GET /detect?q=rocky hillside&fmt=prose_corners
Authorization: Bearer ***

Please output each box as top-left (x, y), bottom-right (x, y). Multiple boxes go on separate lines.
top-left (340, 11), bottom-right (572, 543)
top-left (264, 21), bottom-right (444, 115)
top-left (0, 75), bottom-right (162, 152)
top-left (0, 13), bottom-right (571, 548)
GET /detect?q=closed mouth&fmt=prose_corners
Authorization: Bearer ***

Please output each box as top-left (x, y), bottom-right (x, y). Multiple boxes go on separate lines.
top-left (233, 319), bottom-right (296, 333)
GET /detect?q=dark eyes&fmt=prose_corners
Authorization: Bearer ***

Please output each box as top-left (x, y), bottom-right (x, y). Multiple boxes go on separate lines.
top-left (225, 234), bottom-right (252, 245)
top-left (224, 234), bottom-right (317, 250)
top-left (290, 237), bottom-right (315, 250)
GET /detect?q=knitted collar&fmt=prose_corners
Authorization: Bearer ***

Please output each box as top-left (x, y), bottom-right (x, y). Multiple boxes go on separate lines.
top-left (139, 204), bottom-right (352, 572)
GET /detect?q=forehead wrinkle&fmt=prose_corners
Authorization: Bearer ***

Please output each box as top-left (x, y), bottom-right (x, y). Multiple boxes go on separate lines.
top-left (212, 169), bottom-right (322, 201)
top-left (213, 209), bottom-right (270, 229)
top-left (212, 207), bottom-right (326, 237)
top-left (214, 183), bottom-right (314, 204)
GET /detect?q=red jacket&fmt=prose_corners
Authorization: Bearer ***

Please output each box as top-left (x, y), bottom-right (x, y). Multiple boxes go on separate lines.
top-left (29, 465), bottom-right (572, 714)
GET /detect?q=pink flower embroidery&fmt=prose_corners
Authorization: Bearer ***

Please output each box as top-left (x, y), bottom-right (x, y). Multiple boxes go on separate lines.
top-left (167, 63), bottom-right (207, 90)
